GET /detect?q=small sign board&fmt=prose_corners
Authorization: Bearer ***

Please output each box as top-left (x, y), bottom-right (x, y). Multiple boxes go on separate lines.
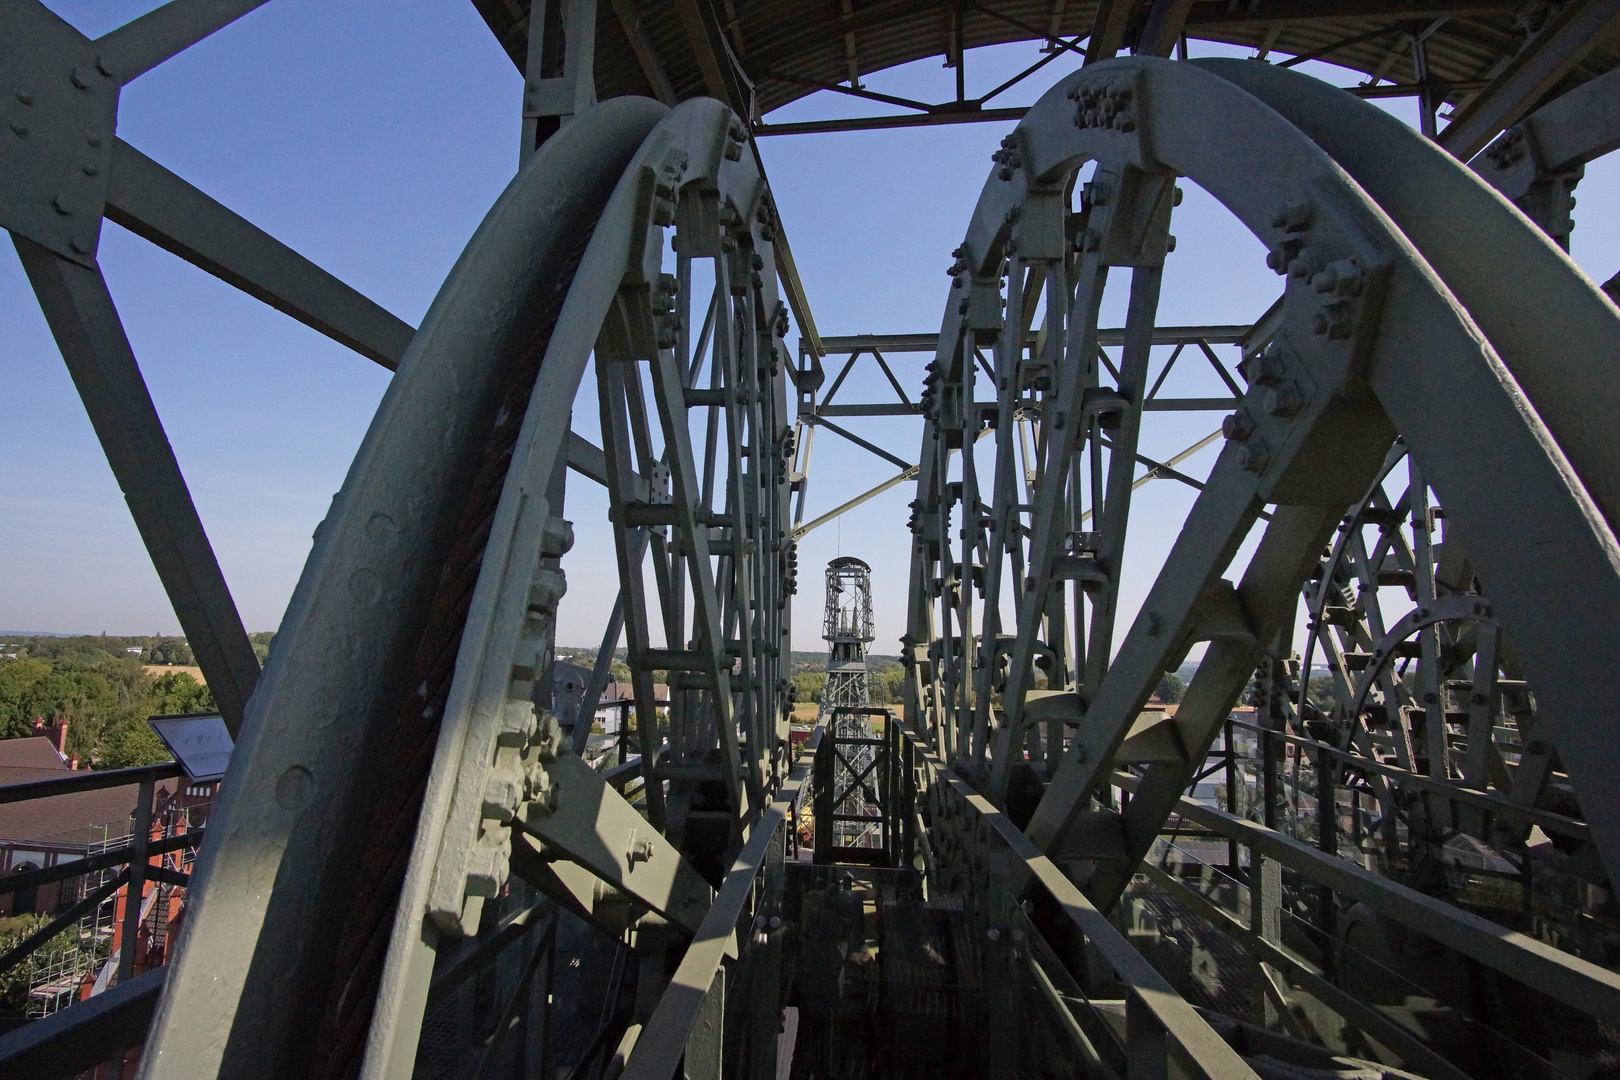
top-left (148, 712), bottom-right (235, 782)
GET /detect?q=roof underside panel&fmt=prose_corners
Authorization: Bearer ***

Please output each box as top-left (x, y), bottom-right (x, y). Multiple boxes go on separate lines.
top-left (472, 0), bottom-right (1620, 121)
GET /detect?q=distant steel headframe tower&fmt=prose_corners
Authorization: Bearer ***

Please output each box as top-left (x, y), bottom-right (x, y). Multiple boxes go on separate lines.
top-left (820, 556), bottom-right (874, 716)
top-left (820, 556), bottom-right (879, 847)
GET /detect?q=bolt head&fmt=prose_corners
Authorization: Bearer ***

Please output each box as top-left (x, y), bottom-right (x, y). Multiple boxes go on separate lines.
top-left (14, 87), bottom-right (32, 105)
top-left (69, 234), bottom-right (92, 254)
top-left (8, 120), bottom-right (27, 138)
top-left (1238, 441), bottom-right (1269, 473)
top-left (95, 56), bottom-right (116, 78)
top-left (71, 67), bottom-right (91, 90)
top-left (1221, 411), bottom-right (1254, 441)
top-left (52, 194), bottom-right (74, 216)
top-left (1264, 384), bottom-right (1303, 418)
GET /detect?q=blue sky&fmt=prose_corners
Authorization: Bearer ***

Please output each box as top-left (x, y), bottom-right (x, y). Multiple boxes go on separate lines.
top-left (6, 1), bottom-right (1620, 658)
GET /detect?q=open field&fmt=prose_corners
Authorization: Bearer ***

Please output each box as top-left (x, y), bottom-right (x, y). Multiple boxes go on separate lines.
top-left (144, 664), bottom-right (206, 685)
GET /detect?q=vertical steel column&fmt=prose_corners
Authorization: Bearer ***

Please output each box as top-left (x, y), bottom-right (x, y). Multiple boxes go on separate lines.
top-left (1225, 716), bottom-right (1239, 873)
top-left (1261, 728), bottom-right (1278, 829)
top-left (118, 778), bottom-right (154, 985)
top-left (1315, 747), bottom-right (1338, 943)
top-left (813, 730), bottom-right (832, 863)
top-left (1248, 850), bottom-right (1281, 1029)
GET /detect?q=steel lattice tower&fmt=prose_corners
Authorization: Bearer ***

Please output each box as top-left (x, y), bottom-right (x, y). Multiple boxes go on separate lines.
top-left (820, 557), bottom-right (878, 846)
top-left (820, 556), bottom-right (874, 717)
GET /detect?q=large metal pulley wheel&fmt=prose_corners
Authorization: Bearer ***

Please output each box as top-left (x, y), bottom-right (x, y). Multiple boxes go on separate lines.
top-left (904, 56), bottom-right (1620, 912)
top-left (141, 97), bottom-right (795, 1079)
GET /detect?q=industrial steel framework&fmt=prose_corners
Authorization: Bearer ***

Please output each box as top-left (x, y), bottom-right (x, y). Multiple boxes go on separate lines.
top-left (818, 557), bottom-right (881, 851)
top-left (4, 0), bottom-right (1620, 1077)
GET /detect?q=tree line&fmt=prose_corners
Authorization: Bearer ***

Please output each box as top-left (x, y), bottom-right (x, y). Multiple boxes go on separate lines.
top-left (0, 634), bottom-right (274, 769)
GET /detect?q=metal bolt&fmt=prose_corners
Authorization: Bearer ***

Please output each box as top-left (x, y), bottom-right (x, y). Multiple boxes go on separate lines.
top-left (628, 835), bottom-right (656, 865)
top-left (95, 56), bottom-right (115, 78)
top-left (986, 927), bottom-right (1001, 941)
top-left (465, 843), bottom-right (511, 897)
top-left (71, 67), bottom-right (92, 90)
top-left (69, 234), bottom-right (92, 254)
top-left (86, 132), bottom-right (102, 148)
top-left (52, 194), bottom-right (74, 216)
top-left (1238, 441), bottom-right (1269, 473)
top-left (82, 162), bottom-right (98, 176)
top-left (1312, 301), bottom-right (1353, 339)
top-left (1265, 384), bottom-right (1303, 418)
top-left (14, 88), bottom-right (32, 105)
top-left (1311, 259), bottom-right (1363, 297)
top-left (8, 120), bottom-right (27, 138)
top-left (1243, 343), bottom-right (1287, 386)
top-left (1221, 411), bottom-right (1254, 441)
top-left (1166, 234), bottom-right (1177, 252)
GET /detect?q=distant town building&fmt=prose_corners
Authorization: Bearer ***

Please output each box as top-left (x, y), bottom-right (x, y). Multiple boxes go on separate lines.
top-left (592, 682), bottom-right (669, 733)
top-left (0, 723), bottom-right (212, 919)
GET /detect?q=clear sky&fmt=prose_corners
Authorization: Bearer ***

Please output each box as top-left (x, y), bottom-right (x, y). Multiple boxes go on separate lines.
top-left (6, 1), bottom-right (1620, 660)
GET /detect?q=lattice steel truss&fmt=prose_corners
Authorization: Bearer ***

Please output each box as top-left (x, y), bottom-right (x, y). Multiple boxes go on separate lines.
top-left (7, 0), bottom-right (1620, 1077)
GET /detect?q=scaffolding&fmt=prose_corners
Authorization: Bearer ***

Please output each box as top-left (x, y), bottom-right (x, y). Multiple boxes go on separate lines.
top-left (25, 824), bottom-right (117, 1018)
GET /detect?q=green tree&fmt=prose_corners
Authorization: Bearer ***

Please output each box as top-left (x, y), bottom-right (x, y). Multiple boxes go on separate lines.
top-left (1154, 673), bottom-right (1185, 703)
top-left (0, 652), bottom-right (213, 768)
top-left (790, 672), bottom-right (826, 704)
top-left (249, 631), bottom-right (276, 666)
top-left (876, 666), bottom-right (906, 704)
top-left (0, 915), bottom-right (99, 1015)
top-left (97, 716), bottom-right (174, 769)
top-left (142, 639), bottom-right (194, 665)
top-left (1306, 675), bottom-right (1338, 709)
top-left (147, 671), bottom-right (215, 715)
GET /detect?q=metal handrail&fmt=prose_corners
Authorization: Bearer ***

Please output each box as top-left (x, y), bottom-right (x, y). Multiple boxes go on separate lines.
top-left (1112, 768), bottom-right (1620, 1027)
top-left (0, 828), bottom-right (201, 896)
top-left (1224, 716), bottom-right (1589, 840)
top-left (0, 761), bottom-right (183, 805)
top-left (900, 726), bottom-right (1261, 1080)
top-left (619, 724), bottom-right (822, 1080)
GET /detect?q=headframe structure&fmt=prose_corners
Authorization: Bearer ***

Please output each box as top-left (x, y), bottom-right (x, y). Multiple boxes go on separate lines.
top-left (4, 0), bottom-right (1620, 1077)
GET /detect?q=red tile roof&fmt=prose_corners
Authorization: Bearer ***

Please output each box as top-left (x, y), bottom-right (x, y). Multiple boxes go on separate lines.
top-left (0, 737), bottom-right (176, 850)
top-left (0, 737), bottom-right (68, 773)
